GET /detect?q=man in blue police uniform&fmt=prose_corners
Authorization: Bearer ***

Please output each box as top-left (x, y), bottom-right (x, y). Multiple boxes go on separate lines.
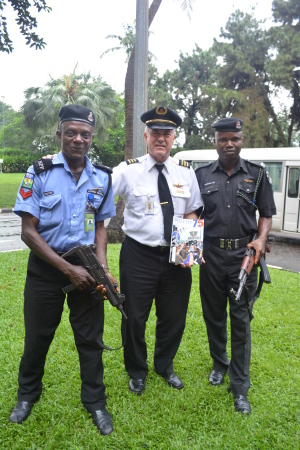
top-left (9, 104), bottom-right (117, 435)
top-left (113, 106), bottom-right (203, 395)
top-left (195, 117), bottom-right (276, 414)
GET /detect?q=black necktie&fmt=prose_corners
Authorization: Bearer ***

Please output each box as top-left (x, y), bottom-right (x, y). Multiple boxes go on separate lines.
top-left (155, 164), bottom-right (174, 244)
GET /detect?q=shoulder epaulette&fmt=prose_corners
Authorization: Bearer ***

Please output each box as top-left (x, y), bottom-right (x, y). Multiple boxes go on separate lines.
top-left (178, 159), bottom-right (191, 168)
top-left (195, 162), bottom-right (213, 172)
top-left (125, 158), bottom-right (139, 165)
top-left (33, 159), bottom-right (63, 174)
top-left (93, 163), bottom-right (113, 174)
top-left (243, 158), bottom-right (264, 169)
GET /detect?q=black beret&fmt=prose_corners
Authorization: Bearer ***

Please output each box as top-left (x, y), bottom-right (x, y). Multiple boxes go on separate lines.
top-left (141, 106), bottom-right (182, 129)
top-left (212, 117), bottom-right (243, 132)
top-left (59, 104), bottom-right (95, 128)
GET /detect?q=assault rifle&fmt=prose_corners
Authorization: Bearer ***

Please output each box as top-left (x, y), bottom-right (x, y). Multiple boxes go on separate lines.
top-left (61, 244), bottom-right (127, 319)
top-left (230, 235), bottom-right (271, 321)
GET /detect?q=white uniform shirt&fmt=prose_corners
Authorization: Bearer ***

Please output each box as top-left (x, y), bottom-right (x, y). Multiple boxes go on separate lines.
top-left (112, 154), bottom-right (203, 247)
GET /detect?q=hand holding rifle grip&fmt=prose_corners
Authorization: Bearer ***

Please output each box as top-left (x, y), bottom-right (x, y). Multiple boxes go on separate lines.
top-left (61, 244), bottom-right (127, 319)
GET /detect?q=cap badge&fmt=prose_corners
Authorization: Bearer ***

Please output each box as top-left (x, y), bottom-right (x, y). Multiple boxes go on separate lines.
top-left (87, 112), bottom-right (94, 122)
top-left (236, 120), bottom-right (242, 129)
top-left (156, 106), bottom-right (167, 115)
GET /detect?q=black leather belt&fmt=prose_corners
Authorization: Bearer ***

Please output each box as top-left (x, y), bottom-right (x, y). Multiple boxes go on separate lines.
top-left (126, 236), bottom-right (170, 253)
top-left (205, 235), bottom-right (251, 250)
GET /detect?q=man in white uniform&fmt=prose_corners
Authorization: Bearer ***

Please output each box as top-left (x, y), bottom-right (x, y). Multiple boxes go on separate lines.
top-left (112, 106), bottom-right (203, 394)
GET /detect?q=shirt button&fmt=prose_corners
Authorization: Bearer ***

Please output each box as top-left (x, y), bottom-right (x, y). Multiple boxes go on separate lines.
top-left (228, 205), bottom-right (230, 208)
top-left (73, 214), bottom-right (76, 218)
top-left (227, 181), bottom-right (230, 183)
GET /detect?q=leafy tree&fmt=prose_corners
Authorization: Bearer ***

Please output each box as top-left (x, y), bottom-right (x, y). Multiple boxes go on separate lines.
top-left (21, 69), bottom-right (123, 152)
top-left (267, 0), bottom-right (300, 145)
top-left (0, 101), bottom-right (36, 151)
top-left (213, 10), bottom-right (286, 147)
top-left (149, 45), bottom-right (226, 148)
top-left (0, 0), bottom-right (51, 53)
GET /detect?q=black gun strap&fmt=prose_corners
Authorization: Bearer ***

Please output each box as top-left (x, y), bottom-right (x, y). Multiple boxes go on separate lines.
top-left (98, 173), bottom-right (112, 214)
top-left (91, 292), bottom-right (126, 351)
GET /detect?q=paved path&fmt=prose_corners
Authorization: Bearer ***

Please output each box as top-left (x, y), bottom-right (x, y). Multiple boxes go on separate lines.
top-left (0, 212), bottom-right (299, 273)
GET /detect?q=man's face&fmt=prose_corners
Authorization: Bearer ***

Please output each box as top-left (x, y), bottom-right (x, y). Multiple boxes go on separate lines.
top-left (56, 121), bottom-right (94, 161)
top-left (214, 131), bottom-right (243, 166)
top-left (144, 128), bottom-right (175, 163)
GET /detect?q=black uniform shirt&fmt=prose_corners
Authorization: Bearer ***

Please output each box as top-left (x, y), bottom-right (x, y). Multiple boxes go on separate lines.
top-left (195, 157), bottom-right (276, 239)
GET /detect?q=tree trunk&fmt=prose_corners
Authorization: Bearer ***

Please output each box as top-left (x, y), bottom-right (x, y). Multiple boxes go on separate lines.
top-left (107, 0), bottom-right (163, 243)
top-left (260, 84), bottom-right (287, 147)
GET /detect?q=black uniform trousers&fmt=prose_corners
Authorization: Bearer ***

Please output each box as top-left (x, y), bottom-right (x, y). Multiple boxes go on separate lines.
top-left (200, 241), bottom-right (257, 396)
top-left (17, 252), bottom-right (106, 413)
top-left (120, 236), bottom-right (192, 380)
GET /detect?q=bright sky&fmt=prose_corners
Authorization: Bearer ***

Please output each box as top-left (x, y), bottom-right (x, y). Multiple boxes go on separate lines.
top-left (0, 0), bottom-right (274, 111)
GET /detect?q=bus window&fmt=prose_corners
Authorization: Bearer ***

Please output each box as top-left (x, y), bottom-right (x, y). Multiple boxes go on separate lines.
top-left (287, 168), bottom-right (300, 198)
top-left (264, 162), bottom-right (282, 192)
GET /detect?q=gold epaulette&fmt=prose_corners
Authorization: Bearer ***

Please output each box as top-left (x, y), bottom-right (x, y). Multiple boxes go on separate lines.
top-left (178, 159), bottom-right (190, 168)
top-left (125, 158), bottom-right (139, 165)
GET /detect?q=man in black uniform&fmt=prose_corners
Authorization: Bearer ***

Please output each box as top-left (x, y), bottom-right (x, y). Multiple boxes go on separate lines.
top-left (195, 117), bottom-right (276, 414)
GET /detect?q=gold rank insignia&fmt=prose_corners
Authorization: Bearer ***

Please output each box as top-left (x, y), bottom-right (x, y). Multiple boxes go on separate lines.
top-left (126, 158), bottom-right (139, 165)
top-left (173, 183), bottom-right (184, 188)
top-left (178, 160), bottom-right (190, 168)
top-left (244, 179), bottom-right (254, 183)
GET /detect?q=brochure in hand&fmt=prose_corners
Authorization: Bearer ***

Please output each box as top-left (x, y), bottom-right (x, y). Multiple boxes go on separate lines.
top-left (169, 217), bottom-right (204, 265)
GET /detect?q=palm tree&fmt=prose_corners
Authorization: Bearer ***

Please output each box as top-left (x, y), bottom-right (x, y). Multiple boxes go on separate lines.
top-left (21, 67), bottom-right (123, 147)
top-left (106, 0), bottom-right (195, 243)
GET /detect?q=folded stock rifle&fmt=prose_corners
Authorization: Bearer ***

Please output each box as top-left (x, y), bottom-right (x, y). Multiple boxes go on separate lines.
top-left (230, 234), bottom-right (271, 321)
top-left (61, 244), bottom-right (127, 320)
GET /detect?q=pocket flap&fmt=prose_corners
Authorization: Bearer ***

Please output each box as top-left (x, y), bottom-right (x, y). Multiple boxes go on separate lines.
top-left (39, 193), bottom-right (62, 210)
top-left (134, 187), bottom-right (156, 197)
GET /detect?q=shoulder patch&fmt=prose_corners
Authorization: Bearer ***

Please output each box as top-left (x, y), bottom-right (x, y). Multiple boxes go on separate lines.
top-left (125, 158), bottom-right (139, 165)
top-left (33, 159), bottom-right (64, 174)
top-left (33, 158), bottom-right (54, 173)
top-left (93, 163), bottom-right (113, 174)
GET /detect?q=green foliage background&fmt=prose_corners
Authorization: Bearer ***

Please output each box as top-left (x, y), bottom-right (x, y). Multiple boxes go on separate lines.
top-left (0, 247), bottom-right (299, 449)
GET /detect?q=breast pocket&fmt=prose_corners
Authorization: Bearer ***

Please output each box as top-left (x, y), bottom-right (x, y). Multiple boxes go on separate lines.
top-left (39, 194), bottom-right (62, 228)
top-left (237, 181), bottom-right (256, 209)
top-left (172, 187), bottom-right (191, 215)
top-left (201, 184), bottom-right (219, 212)
top-left (133, 186), bottom-right (156, 208)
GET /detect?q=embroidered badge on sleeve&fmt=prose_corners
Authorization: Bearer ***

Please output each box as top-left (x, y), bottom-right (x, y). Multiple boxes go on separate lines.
top-left (20, 172), bottom-right (35, 200)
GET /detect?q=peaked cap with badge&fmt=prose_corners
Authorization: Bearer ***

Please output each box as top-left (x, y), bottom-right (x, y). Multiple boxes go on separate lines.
top-left (141, 106), bottom-right (182, 130)
top-left (212, 117), bottom-right (243, 132)
top-left (59, 104), bottom-right (95, 128)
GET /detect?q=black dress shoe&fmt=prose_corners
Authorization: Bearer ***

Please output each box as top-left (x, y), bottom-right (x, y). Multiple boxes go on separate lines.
top-left (9, 401), bottom-right (33, 424)
top-left (234, 395), bottom-right (251, 415)
top-left (91, 408), bottom-right (113, 435)
top-left (208, 370), bottom-right (226, 386)
top-left (162, 372), bottom-right (184, 389)
top-left (128, 378), bottom-right (145, 395)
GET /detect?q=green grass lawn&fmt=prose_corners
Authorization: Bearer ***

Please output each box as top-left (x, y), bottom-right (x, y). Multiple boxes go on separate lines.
top-left (0, 173), bottom-right (24, 209)
top-left (0, 245), bottom-right (299, 449)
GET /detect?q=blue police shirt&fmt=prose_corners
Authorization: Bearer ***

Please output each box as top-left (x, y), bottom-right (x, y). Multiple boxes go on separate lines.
top-left (14, 151), bottom-right (116, 251)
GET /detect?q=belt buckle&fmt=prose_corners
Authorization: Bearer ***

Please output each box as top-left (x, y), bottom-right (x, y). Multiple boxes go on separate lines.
top-left (235, 239), bottom-right (239, 249)
top-left (220, 239), bottom-right (225, 249)
top-left (227, 240), bottom-right (232, 250)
